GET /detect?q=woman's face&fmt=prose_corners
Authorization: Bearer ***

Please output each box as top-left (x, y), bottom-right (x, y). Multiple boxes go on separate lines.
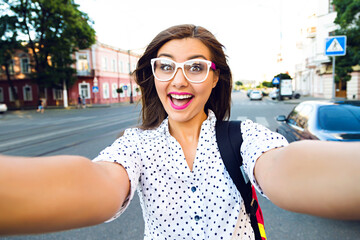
top-left (154, 38), bottom-right (219, 125)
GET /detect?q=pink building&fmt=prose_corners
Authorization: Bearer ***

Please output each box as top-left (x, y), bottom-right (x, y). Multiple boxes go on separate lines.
top-left (0, 41), bottom-right (141, 109)
top-left (70, 42), bottom-right (141, 106)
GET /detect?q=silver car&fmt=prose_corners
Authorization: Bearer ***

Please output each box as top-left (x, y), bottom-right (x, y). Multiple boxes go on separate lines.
top-left (249, 90), bottom-right (263, 100)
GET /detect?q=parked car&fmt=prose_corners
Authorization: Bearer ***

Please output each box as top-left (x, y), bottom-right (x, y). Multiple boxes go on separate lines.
top-left (269, 89), bottom-right (278, 100)
top-left (269, 89), bottom-right (301, 100)
top-left (276, 100), bottom-right (360, 142)
top-left (249, 90), bottom-right (263, 100)
top-left (246, 89), bottom-right (253, 97)
top-left (292, 91), bottom-right (301, 99)
top-left (0, 103), bottom-right (7, 114)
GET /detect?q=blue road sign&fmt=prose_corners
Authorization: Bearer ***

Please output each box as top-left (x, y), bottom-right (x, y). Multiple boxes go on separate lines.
top-left (123, 85), bottom-right (128, 90)
top-left (325, 36), bottom-right (346, 56)
top-left (92, 86), bottom-right (99, 93)
top-left (272, 77), bottom-right (280, 85)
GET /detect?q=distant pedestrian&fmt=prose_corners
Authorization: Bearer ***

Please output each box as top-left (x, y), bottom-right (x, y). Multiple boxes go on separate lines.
top-left (36, 99), bottom-right (44, 113)
top-left (77, 95), bottom-right (82, 109)
top-left (82, 95), bottom-right (86, 108)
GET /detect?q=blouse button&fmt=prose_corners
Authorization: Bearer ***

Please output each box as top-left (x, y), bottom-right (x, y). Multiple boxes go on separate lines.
top-left (194, 215), bottom-right (200, 221)
top-left (191, 186), bottom-right (197, 192)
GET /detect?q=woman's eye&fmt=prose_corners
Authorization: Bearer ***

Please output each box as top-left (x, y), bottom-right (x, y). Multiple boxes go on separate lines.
top-left (189, 64), bottom-right (203, 72)
top-left (160, 64), bottom-right (173, 71)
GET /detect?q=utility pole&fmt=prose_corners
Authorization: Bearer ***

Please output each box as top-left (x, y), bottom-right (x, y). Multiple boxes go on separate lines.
top-left (63, 79), bottom-right (68, 108)
top-left (128, 49), bottom-right (134, 104)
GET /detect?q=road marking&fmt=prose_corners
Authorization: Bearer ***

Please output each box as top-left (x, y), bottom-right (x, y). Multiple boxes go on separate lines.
top-left (236, 116), bottom-right (270, 128)
top-left (255, 117), bottom-right (270, 128)
top-left (0, 114), bottom-right (139, 149)
top-left (236, 116), bottom-right (248, 121)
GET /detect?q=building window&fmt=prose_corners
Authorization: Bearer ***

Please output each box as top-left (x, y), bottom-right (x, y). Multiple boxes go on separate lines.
top-left (53, 88), bottom-right (63, 100)
top-left (103, 83), bottom-right (109, 99)
top-left (20, 58), bottom-right (30, 74)
top-left (126, 84), bottom-right (131, 97)
top-left (77, 53), bottom-right (90, 74)
top-left (8, 86), bottom-right (18, 102)
top-left (112, 83), bottom-right (118, 98)
top-left (23, 85), bottom-right (33, 101)
top-left (119, 84), bottom-right (125, 98)
top-left (111, 59), bottom-right (117, 72)
top-left (79, 82), bottom-right (90, 99)
top-left (0, 87), bottom-right (4, 102)
top-left (119, 61), bottom-right (123, 73)
top-left (102, 57), bottom-right (108, 71)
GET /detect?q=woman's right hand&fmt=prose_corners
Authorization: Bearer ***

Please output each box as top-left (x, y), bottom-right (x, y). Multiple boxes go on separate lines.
top-left (0, 155), bottom-right (130, 235)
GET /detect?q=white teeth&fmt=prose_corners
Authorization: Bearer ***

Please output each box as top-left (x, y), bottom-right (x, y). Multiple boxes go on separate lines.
top-left (170, 94), bottom-right (193, 99)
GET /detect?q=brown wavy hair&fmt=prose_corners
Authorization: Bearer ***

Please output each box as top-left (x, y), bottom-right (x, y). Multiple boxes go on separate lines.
top-left (134, 24), bottom-right (232, 129)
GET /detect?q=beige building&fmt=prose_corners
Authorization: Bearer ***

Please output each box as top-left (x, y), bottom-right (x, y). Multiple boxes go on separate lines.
top-left (293, 0), bottom-right (360, 100)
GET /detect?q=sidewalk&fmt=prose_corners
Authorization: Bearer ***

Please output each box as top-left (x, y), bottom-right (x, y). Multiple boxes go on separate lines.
top-left (270, 95), bottom-right (349, 104)
top-left (0, 101), bottom-right (138, 121)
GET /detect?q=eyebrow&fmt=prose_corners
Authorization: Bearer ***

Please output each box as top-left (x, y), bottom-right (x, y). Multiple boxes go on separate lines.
top-left (157, 53), bottom-right (208, 60)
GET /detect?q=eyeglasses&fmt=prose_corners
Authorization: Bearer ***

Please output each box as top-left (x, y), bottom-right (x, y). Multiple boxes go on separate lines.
top-left (150, 58), bottom-right (216, 83)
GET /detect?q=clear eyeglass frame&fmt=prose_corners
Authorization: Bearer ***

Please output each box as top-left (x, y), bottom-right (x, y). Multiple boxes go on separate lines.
top-left (150, 58), bottom-right (216, 83)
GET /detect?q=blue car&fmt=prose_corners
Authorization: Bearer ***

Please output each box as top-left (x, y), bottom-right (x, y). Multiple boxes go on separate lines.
top-left (276, 100), bottom-right (360, 142)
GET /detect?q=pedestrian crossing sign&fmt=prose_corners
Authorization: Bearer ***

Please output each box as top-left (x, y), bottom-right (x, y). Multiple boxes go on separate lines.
top-left (325, 36), bottom-right (346, 56)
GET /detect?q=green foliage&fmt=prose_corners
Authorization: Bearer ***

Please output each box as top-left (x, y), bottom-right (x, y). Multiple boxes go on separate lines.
top-left (235, 81), bottom-right (243, 86)
top-left (3, 0), bottom-right (96, 89)
top-left (274, 73), bottom-right (292, 80)
top-left (0, 14), bottom-right (23, 101)
top-left (332, 0), bottom-right (360, 82)
top-left (261, 81), bottom-right (273, 88)
top-left (116, 87), bottom-right (123, 94)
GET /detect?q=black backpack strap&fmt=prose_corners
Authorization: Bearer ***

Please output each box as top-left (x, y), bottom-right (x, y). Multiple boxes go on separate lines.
top-left (216, 120), bottom-right (262, 240)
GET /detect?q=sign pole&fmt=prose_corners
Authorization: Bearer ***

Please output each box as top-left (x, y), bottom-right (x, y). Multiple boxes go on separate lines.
top-left (332, 56), bottom-right (336, 99)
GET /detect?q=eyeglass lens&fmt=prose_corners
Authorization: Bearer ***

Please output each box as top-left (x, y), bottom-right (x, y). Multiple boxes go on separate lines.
top-left (153, 59), bottom-right (209, 82)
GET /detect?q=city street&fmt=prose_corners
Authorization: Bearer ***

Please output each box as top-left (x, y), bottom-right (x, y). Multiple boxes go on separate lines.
top-left (1, 91), bottom-right (359, 240)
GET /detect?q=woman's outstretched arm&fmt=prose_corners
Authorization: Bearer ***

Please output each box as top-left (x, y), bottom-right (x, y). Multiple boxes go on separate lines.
top-left (254, 140), bottom-right (360, 220)
top-left (0, 155), bottom-right (130, 235)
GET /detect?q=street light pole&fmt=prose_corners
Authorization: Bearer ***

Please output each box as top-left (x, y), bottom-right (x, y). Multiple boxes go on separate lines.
top-left (128, 49), bottom-right (134, 104)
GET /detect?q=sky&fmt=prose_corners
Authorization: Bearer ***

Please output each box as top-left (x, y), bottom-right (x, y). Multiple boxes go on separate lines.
top-left (75, 0), bottom-right (311, 83)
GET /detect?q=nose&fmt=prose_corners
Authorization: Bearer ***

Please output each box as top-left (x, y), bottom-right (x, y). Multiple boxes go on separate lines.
top-left (171, 67), bottom-right (188, 87)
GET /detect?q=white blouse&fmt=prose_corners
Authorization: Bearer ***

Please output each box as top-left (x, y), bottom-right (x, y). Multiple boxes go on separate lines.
top-left (93, 110), bottom-right (288, 240)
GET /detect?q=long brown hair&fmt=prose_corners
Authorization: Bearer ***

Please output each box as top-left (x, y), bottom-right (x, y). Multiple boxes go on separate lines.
top-left (134, 24), bottom-right (232, 129)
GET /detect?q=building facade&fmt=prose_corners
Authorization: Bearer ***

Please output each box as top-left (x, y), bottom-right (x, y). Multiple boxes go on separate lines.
top-left (293, 0), bottom-right (360, 100)
top-left (0, 41), bottom-right (141, 109)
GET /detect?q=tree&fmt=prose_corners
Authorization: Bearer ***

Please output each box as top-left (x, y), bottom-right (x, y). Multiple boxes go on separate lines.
top-left (235, 81), bottom-right (243, 87)
top-left (332, 0), bottom-right (360, 84)
top-left (261, 81), bottom-right (273, 88)
top-left (0, 14), bottom-right (23, 107)
top-left (3, 0), bottom-right (96, 96)
top-left (116, 87), bottom-right (123, 94)
top-left (273, 73), bottom-right (292, 80)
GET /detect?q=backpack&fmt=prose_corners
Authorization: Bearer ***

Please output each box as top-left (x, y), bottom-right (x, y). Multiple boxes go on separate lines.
top-left (216, 120), bottom-right (267, 240)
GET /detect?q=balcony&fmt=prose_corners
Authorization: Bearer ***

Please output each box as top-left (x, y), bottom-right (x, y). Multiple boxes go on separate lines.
top-left (306, 26), bottom-right (316, 38)
top-left (77, 69), bottom-right (94, 77)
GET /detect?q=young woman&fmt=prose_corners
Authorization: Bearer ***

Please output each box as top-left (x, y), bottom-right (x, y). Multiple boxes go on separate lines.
top-left (0, 24), bottom-right (359, 239)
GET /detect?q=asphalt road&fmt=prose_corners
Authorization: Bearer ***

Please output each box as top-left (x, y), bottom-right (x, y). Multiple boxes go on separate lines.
top-left (1, 91), bottom-right (359, 240)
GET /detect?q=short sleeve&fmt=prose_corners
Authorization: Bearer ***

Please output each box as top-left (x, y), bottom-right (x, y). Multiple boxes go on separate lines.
top-left (92, 128), bottom-right (141, 221)
top-left (241, 120), bottom-right (288, 197)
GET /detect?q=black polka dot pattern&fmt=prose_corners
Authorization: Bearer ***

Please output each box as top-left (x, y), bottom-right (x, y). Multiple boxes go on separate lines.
top-left (93, 110), bottom-right (288, 239)
top-left (240, 120), bottom-right (289, 197)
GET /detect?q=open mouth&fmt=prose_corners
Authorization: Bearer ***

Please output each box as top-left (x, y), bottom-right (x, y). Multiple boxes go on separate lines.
top-left (168, 93), bottom-right (194, 110)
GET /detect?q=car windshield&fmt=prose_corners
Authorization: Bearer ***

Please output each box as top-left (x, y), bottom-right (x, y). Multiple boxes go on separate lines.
top-left (318, 105), bottom-right (360, 131)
